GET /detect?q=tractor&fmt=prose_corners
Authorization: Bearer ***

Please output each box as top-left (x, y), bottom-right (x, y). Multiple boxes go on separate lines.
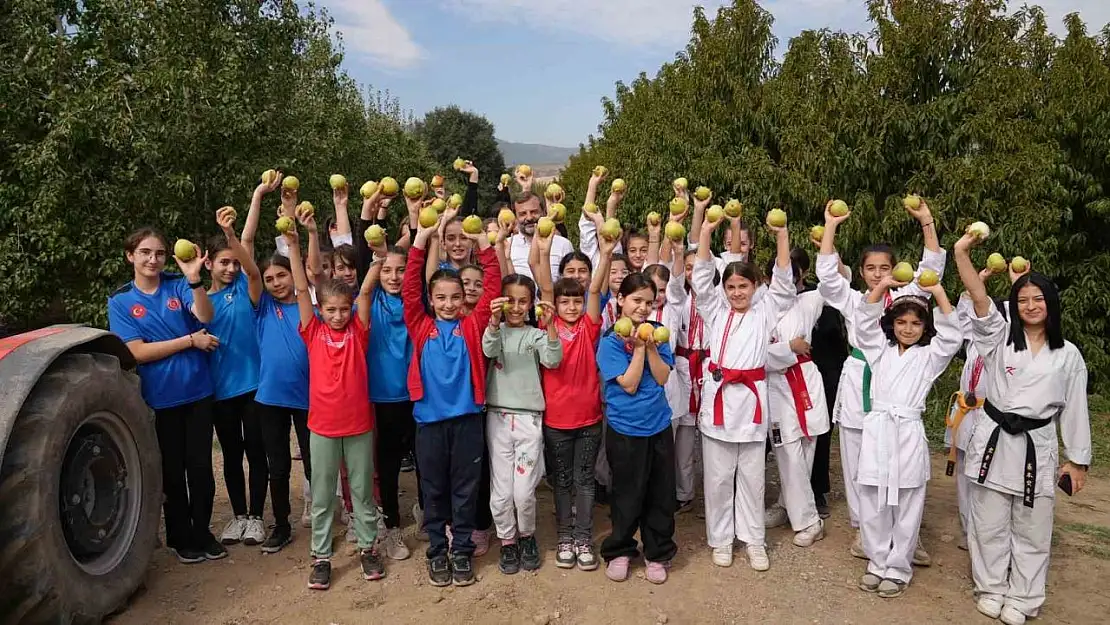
top-left (0, 325), bottom-right (161, 625)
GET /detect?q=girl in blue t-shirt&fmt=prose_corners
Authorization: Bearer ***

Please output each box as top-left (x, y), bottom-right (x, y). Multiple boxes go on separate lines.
top-left (595, 273), bottom-right (676, 585)
top-left (204, 207), bottom-right (268, 548)
top-left (107, 227), bottom-right (221, 565)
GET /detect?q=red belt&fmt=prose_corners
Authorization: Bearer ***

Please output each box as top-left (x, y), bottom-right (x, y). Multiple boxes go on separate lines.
top-left (705, 363), bottom-right (766, 427)
top-left (784, 354), bottom-right (814, 439)
top-left (676, 346), bottom-right (709, 415)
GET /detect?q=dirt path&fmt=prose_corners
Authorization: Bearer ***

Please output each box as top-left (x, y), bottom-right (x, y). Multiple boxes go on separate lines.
top-left (108, 448), bottom-right (1110, 625)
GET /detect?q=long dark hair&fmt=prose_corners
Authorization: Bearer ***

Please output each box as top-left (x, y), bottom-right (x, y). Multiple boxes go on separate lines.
top-left (502, 274), bottom-right (539, 326)
top-left (880, 297), bottom-right (936, 347)
top-left (1007, 272), bottom-right (1063, 351)
top-left (618, 272), bottom-right (657, 299)
top-left (722, 260), bottom-right (759, 285)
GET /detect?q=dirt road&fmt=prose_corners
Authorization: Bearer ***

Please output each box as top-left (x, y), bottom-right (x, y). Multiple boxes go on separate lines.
top-left (108, 450), bottom-right (1109, 625)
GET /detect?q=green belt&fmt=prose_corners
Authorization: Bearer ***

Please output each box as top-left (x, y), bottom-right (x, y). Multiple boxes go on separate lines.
top-left (851, 348), bottom-right (872, 412)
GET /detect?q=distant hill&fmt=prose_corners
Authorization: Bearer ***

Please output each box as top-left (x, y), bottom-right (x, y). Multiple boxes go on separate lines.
top-left (497, 139), bottom-right (577, 167)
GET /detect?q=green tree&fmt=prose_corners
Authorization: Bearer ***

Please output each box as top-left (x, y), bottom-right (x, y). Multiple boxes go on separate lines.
top-left (559, 0), bottom-right (1110, 390)
top-left (0, 0), bottom-right (434, 331)
top-left (413, 105), bottom-right (507, 212)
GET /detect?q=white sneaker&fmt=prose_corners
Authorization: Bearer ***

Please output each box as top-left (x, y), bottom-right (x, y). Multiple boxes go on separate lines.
top-left (242, 516), bottom-right (265, 546)
top-left (382, 527), bottom-right (410, 560)
top-left (976, 596), bottom-right (1003, 619)
top-left (220, 516), bottom-right (247, 545)
top-left (763, 504), bottom-right (789, 529)
top-left (413, 503), bottom-right (428, 541)
top-left (711, 546), bottom-right (733, 567)
top-left (999, 605), bottom-right (1026, 625)
top-left (793, 520), bottom-right (825, 547)
top-left (912, 540), bottom-right (932, 567)
top-left (850, 530), bottom-right (867, 559)
top-left (301, 497), bottom-right (312, 529)
top-left (745, 544), bottom-right (769, 571)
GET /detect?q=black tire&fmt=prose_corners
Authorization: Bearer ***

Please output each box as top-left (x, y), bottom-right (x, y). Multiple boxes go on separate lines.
top-left (0, 353), bottom-right (161, 625)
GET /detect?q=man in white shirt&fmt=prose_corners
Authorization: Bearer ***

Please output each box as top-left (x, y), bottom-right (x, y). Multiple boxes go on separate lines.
top-left (509, 193), bottom-right (574, 280)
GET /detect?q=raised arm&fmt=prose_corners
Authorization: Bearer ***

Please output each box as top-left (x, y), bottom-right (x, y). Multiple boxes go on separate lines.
top-left (216, 207), bottom-right (263, 305)
top-left (762, 216), bottom-right (796, 317)
top-left (173, 242), bottom-right (213, 323)
top-left (403, 213), bottom-right (442, 329)
top-left (953, 231), bottom-right (994, 318)
top-left (920, 283), bottom-right (962, 374)
top-left (587, 235), bottom-right (616, 324)
top-left (482, 297), bottom-right (507, 358)
top-left (460, 162), bottom-right (479, 217)
top-left (356, 258), bottom-right (382, 328)
top-left (816, 202), bottom-right (857, 314)
top-left (242, 174), bottom-right (281, 258)
top-left (531, 229), bottom-right (554, 302)
top-left (666, 237), bottom-right (687, 308)
top-left (284, 228), bottom-right (315, 330)
top-left (332, 181), bottom-right (352, 238)
top-left (300, 210), bottom-right (322, 285)
top-left (467, 231), bottom-right (501, 332)
top-left (686, 187), bottom-right (707, 246)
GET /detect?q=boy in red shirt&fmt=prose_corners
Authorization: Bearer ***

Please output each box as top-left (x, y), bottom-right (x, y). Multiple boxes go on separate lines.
top-left (284, 219), bottom-right (384, 591)
top-left (531, 228), bottom-right (615, 571)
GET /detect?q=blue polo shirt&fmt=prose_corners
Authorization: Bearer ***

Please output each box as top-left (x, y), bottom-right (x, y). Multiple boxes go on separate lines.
top-left (107, 273), bottom-right (213, 410)
top-left (368, 288), bottom-right (412, 403)
top-left (205, 273), bottom-right (260, 400)
top-left (254, 292), bottom-right (309, 410)
top-left (413, 320), bottom-right (479, 424)
top-left (596, 325), bottom-right (674, 437)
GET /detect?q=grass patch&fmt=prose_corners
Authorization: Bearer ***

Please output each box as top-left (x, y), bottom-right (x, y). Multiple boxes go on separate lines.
top-left (1059, 523), bottom-right (1110, 560)
top-left (1089, 395), bottom-right (1109, 471)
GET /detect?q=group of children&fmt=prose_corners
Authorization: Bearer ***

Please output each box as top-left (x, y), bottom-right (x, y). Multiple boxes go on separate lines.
top-left (108, 165), bottom-right (1091, 624)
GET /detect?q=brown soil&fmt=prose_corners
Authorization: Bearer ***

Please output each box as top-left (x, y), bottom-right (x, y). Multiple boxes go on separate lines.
top-left (108, 448), bottom-right (1110, 625)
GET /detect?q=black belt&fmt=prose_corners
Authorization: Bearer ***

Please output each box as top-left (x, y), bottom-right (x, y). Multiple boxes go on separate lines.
top-left (977, 400), bottom-right (1054, 508)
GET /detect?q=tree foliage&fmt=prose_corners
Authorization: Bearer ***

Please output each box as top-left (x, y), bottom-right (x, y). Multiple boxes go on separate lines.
top-left (414, 105), bottom-right (507, 212)
top-left (558, 0), bottom-right (1110, 390)
top-left (0, 0), bottom-right (434, 331)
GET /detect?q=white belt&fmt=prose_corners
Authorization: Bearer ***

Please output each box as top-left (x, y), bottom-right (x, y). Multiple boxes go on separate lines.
top-left (871, 401), bottom-right (923, 507)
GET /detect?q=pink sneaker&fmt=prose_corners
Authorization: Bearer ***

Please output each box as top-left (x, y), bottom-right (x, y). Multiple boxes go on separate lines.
top-left (606, 556), bottom-right (630, 582)
top-left (645, 560), bottom-right (669, 584)
top-left (472, 529), bottom-right (490, 557)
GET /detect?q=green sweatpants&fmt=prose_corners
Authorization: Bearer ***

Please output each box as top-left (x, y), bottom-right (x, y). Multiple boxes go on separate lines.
top-left (309, 431), bottom-right (379, 557)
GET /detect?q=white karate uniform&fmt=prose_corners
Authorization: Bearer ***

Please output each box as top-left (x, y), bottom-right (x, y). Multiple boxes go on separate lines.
top-left (765, 290), bottom-right (831, 531)
top-left (853, 299), bottom-right (961, 584)
top-left (815, 247), bottom-right (947, 527)
top-left (692, 258), bottom-right (796, 549)
top-left (963, 305), bottom-right (1091, 616)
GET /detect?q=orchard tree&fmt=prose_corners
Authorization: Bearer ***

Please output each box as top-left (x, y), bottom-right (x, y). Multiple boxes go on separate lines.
top-left (414, 105), bottom-right (507, 211)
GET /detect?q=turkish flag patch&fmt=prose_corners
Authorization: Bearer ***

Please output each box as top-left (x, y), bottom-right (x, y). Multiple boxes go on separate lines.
top-left (131, 304), bottom-right (146, 319)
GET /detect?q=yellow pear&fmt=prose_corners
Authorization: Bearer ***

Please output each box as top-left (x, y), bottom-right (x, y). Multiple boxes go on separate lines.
top-left (174, 239), bottom-right (196, 261)
top-left (364, 224), bottom-right (385, 246)
top-left (611, 178), bottom-right (627, 193)
top-left (537, 217), bottom-right (555, 238)
top-left (282, 176), bottom-right (300, 191)
top-left (767, 208), bottom-right (787, 227)
top-left (669, 197), bottom-right (688, 216)
top-left (462, 215), bottom-right (483, 235)
top-left (487, 231), bottom-right (499, 245)
top-left (613, 317), bottom-right (634, 337)
top-left (706, 205), bottom-right (725, 223)
top-left (500, 173), bottom-right (511, 186)
top-left (517, 164), bottom-right (532, 177)
top-left (545, 183), bottom-right (563, 199)
top-left (724, 199), bottom-right (742, 218)
top-left (379, 177), bottom-right (400, 197)
top-left (275, 216), bottom-right (295, 235)
top-left (694, 186), bottom-right (711, 201)
top-left (583, 202), bottom-right (599, 214)
top-left (593, 165), bottom-right (608, 177)
top-left (295, 201), bottom-right (314, 218)
top-left (646, 211), bottom-right (661, 226)
top-left (903, 194), bottom-right (921, 210)
top-left (447, 193), bottom-right (463, 209)
top-left (918, 268), bottom-right (939, 287)
top-left (986, 253), bottom-right (1007, 273)
top-left (966, 221), bottom-right (991, 240)
top-left (548, 203), bottom-right (567, 223)
top-left (403, 177), bottom-right (426, 199)
top-left (431, 174), bottom-right (445, 188)
top-left (453, 158), bottom-right (466, 171)
top-left (892, 262), bottom-right (914, 283)
top-left (418, 206), bottom-right (439, 228)
top-left (329, 174), bottom-right (346, 190)
top-left (653, 326), bottom-right (670, 345)
top-left (664, 221), bottom-right (686, 242)
top-left (636, 323), bottom-right (655, 342)
top-left (430, 198), bottom-right (447, 213)
top-left (1010, 256), bottom-right (1029, 273)
top-left (600, 218), bottom-right (622, 241)
top-left (360, 181), bottom-right (378, 198)
top-left (829, 199), bottom-right (849, 217)
top-left (810, 225), bottom-right (825, 242)
top-left (499, 208), bottom-right (516, 226)
top-left (673, 177), bottom-right (688, 190)
top-left (261, 169), bottom-right (278, 185)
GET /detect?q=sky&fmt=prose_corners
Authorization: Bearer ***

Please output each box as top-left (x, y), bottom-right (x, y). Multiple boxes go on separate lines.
top-left (319, 0), bottom-right (1110, 147)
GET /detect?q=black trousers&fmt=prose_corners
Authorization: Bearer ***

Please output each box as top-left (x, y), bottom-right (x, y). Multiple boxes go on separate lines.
top-left (256, 402), bottom-right (310, 531)
top-left (154, 396), bottom-right (216, 551)
top-left (374, 400), bottom-right (421, 528)
top-left (416, 413), bottom-right (484, 558)
top-left (545, 422), bottom-right (603, 543)
top-left (600, 425), bottom-right (677, 563)
top-left (212, 391), bottom-right (268, 517)
top-left (810, 372), bottom-right (840, 497)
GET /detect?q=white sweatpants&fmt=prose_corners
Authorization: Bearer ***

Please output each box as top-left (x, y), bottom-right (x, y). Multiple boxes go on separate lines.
top-left (673, 422), bottom-right (697, 502)
top-left (702, 436), bottom-right (765, 548)
top-left (859, 484), bottom-right (926, 583)
top-left (487, 409), bottom-right (545, 540)
top-left (968, 483), bottom-right (1054, 615)
top-left (955, 449), bottom-right (970, 537)
top-left (839, 425), bottom-right (863, 528)
top-left (773, 438), bottom-right (819, 531)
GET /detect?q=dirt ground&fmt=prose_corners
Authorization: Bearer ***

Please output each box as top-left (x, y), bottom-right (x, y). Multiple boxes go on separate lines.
top-left (107, 446), bottom-right (1110, 625)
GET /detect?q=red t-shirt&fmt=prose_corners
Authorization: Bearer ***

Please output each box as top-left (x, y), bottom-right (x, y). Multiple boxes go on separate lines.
top-left (300, 316), bottom-right (374, 437)
top-left (542, 315), bottom-right (603, 429)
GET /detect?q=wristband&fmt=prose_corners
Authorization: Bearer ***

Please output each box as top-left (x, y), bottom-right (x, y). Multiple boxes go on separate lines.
top-left (922, 221), bottom-right (934, 228)
top-left (188, 279), bottom-right (204, 290)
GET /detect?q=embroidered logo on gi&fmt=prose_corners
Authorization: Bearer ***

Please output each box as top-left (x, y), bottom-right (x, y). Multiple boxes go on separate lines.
top-left (452, 326), bottom-right (462, 337)
top-left (224, 292), bottom-right (234, 303)
top-left (130, 304), bottom-right (146, 318)
top-left (1005, 366), bottom-right (1016, 376)
top-left (166, 297), bottom-right (181, 311)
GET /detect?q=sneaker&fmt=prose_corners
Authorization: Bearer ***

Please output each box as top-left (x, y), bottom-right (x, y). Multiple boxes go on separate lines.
top-left (360, 547), bottom-right (385, 580)
top-left (498, 542), bottom-right (521, 575)
top-left (859, 573), bottom-right (882, 592)
top-left (242, 516), bottom-right (265, 546)
top-left (400, 453), bottom-right (415, 473)
top-left (472, 528), bottom-right (490, 557)
top-left (575, 541), bottom-right (599, 571)
top-left (746, 544), bottom-right (770, 571)
top-left (307, 559), bottom-right (331, 590)
top-left (763, 504), bottom-right (789, 529)
top-left (301, 498), bottom-right (312, 529)
top-left (172, 547), bottom-right (206, 564)
top-left (450, 553), bottom-right (475, 586)
top-left (203, 537), bottom-right (229, 560)
top-left (220, 516), bottom-right (247, 545)
top-left (555, 541), bottom-right (576, 569)
top-left (382, 527), bottom-right (410, 560)
top-left (1000, 605), bottom-right (1027, 625)
top-left (877, 578), bottom-right (906, 598)
top-left (958, 534), bottom-right (969, 551)
top-left (912, 540), bottom-right (932, 567)
top-left (427, 554), bottom-right (451, 587)
top-left (605, 555), bottom-right (630, 582)
top-left (261, 525), bottom-right (293, 554)
top-left (676, 499), bottom-right (694, 515)
top-left (815, 493), bottom-right (831, 519)
top-left (519, 535), bottom-right (541, 571)
top-left (711, 545), bottom-right (733, 567)
top-left (793, 520), bottom-right (826, 547)
top-left (345, 523), bottom-right (357, 543)
top-left (976, 596), bottom-right (1003, 619)
top-left (850, 530), bottom-right (867, 559)
top-left (413, 503), bottom-right (428, 541)
top-left (645, 560), bottom-right (669, 584)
